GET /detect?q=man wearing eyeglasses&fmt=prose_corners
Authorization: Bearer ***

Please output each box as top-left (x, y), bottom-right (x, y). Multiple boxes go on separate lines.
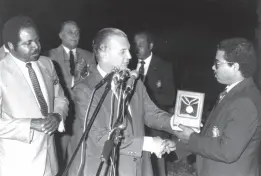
top-left (170, 38), bottom-right (261, 176)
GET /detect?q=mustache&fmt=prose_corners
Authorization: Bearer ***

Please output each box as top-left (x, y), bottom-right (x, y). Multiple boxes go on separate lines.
top-left (31, 49), bottom-right (40, 55)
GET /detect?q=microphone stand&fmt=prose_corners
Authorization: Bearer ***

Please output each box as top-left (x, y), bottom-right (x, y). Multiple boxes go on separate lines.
top-left (95, 81), bottom-right (129, 176)
top-left (61, 81), bottom-right (112, 176)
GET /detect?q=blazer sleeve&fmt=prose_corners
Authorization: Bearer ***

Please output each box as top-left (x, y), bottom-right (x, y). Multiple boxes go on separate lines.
top-left (141, 81), bottom-right (173, 133)
top-left (119, 81), bottom-right (173, 158)
top-left (50, 59), bottom-right (69, 122)
top-left (187, 98), bottom-right (259, 163)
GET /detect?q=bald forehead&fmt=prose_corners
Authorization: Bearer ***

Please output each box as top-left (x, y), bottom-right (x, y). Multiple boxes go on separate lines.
top-left (103, 34), bottom-right (128, 46)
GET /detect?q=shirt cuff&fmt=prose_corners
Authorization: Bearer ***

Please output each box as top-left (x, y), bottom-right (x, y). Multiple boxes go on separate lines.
top-left (58, 119), bottom-right (65, 132)
top-left (142, 136), bottom-right (154, 152)
top-left (29, 129), bottom-right (34, 143)
top-left (56, 113), bottom-right (65, 132)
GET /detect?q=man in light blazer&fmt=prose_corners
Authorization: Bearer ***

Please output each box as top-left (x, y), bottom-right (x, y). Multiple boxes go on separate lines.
top-left (172, 38), bottom-right (261, 176)
top-left (0, 16), bottom-right (68, 176)
top-left (46, 21), bottom-right (96, 165)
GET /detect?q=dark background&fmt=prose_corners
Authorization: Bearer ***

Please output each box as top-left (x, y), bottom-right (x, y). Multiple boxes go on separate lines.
top-left (0, 0), bottom-right (257, 107)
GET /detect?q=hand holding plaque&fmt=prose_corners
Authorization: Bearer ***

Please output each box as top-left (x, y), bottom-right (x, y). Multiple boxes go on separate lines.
top-left (171, 90), bottom-right (205, 133)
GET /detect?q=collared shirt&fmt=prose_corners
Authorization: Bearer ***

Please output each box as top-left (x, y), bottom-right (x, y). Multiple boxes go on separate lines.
top-left (62, 45), bottom-right (76, 58)
top-left (136, 52), bottom-right (152, 76)
top-left (97, 64), bottom-right (107, 77)
top-left (11, 54), bottom-right (49, 110)
top-left (226, 80), bottom-right (243, 93)
top-left (3, 45), bottom-right (9, 53)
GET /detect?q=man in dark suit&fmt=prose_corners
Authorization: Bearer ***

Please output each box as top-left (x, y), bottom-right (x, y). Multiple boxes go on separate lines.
top-left (67, 28), bottom-right (177, 176)
top-left (130, 31), bottom-right (175, 176)
top-left (46, 21), bottom-right (96, 166)
top-left (173, 38), bottom-right (261, 176)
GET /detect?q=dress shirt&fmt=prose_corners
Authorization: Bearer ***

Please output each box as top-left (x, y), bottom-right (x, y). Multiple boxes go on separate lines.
top-left (226, 80), bottom-right (243, 93)
top-left (136, 52), bottom-right (152, 76)
top-left (62, 45), bottom-right (76, 58)
top-left (3, 45), bottom-right (9, 53)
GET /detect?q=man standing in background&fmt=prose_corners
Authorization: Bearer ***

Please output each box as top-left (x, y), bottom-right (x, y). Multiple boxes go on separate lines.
top-left (130, 31), bottom-right (176, 176)
top-left (46, 20), bottom-right (96, 166)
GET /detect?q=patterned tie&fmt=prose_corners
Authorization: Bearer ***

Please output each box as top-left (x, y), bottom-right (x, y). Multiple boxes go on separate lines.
top-left (69, 50), bottom-right (75, 76)
top-left (26, 63), bottom-right (48, 117)
top-left (139, 60), bottom-right (145, 81)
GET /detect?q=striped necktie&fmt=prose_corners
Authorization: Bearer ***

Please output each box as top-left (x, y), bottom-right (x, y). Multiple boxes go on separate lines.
top-left (26, 62), bottom-right (48, 117)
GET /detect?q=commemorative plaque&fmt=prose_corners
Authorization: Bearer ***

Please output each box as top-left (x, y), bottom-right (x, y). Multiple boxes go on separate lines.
top-left (171, 90), bottom-right (205, 133)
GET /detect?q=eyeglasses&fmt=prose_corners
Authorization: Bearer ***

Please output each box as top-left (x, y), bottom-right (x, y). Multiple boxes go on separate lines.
top-left (214, 60), bottom-right (236, 68)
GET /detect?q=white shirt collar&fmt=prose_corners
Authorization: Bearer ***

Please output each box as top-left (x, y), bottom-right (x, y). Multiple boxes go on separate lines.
top-left (137, 52), bottom-right (152, 76)
top-left (97, 64), bottom-right (107, 78)
top-left (138, 52), bottom-right (152, 64)
top-left (9, 53), bottom-right (37, 65)
top-left (62, 45), bottom-right (76, 55)
top-left (3, 45), bottom-right (9, 53)
top-left (225, 80), bottom-right (243, 93)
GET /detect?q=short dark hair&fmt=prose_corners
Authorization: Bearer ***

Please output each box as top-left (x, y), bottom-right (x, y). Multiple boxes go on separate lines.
top-left (2, 15), bottom-right (37, 50)
top-left (217, 38), bottom-right (256, 78)
top-left (134, 31), bottom-right (154, 44)
top-left (60, 20), bottom-right (79, 33)
top-left (92, 28), bottom-right (127, 61)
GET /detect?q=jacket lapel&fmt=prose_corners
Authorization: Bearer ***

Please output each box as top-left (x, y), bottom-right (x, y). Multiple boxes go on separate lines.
top-left (202, 78), bottom-right (253, 134)
top-left (3, 55), bottom-right (40, 112)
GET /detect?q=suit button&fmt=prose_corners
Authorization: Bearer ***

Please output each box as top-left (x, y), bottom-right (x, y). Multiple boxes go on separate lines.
top-left (133, 157), bottom-right (137, 161)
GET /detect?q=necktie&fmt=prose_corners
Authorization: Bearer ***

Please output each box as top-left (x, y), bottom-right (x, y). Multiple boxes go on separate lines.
top-left (139, 60), bottom-right (145, 81)
top-left (69, 50), bottom-right (75, 76)
top-left (218, 89), bottom-right (227, 103)
top-left (26, 63), bottom-right (48, 117)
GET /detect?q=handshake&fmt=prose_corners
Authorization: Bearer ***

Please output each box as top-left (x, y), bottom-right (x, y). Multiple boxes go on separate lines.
top-left (143, 137), bottom-right (176, 158)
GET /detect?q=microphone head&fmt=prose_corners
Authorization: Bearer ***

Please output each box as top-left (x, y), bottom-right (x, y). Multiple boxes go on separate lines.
top-left (130, 70), bottom-right (139, 79)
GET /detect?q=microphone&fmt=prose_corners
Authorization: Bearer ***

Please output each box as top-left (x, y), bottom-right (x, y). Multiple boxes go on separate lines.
top-left (118, 69), bottom-right (130, 83)
top-left (124, 70), bottom-right (139, 97)
top-left (94, 71), bottom-right (115, 89)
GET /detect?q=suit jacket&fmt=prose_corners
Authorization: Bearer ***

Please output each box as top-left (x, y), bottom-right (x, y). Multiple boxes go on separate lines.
top-left (187, 78), bottom-right (261, 176)
top-left (0, 54), bottom-right (69, 176)
top-left (47, 45), bottom-right (96, 100)
top-left (67, 67), bottom-right (174, 176)
top-left (129, 54), bottom-right (175, 112)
